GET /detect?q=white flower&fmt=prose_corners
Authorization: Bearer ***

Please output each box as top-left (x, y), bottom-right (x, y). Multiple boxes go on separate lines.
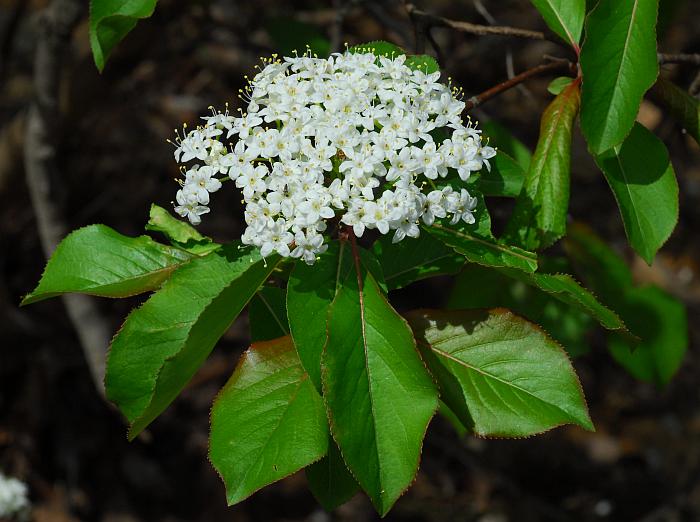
top-left (0, 473), bottom-right (29, 519)
top-left (170, 48), bottom-right (495, 262)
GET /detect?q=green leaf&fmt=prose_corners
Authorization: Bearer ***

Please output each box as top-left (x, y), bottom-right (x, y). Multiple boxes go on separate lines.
top-left (475, 152), bottom-right (526, 198)
top-left (306, 439), bottom-right (360, 511)
top-left (564, 223), bottom-right (688, 384)
top-left (348, 40), bottom-right (405, 58)
top-left (323, 241), bottom-right (438, 514)
top-left (22, 224), bottom-right (191, 305)
top-left (287, 242), bottom-right (350, 391)
top-left (89, 0), bottom-right (157, 72)
top-left (426, 222), bottom-right (538, 273)
top-left (654, 77), bottom-right (700, 146)
top-left (106, 244), bottom-right (278, 438)
top-left (448, 264), bottom-right (595, 357)
top-left (145, 204), bottom-right (218, 255)
top-left (481, 120), bottom-right (532, 171)
top-left (530, 0), bottom-right (585, 47)
top-left (547, 76), bottom-right (574, 95)
top-left (249, 286), bottom-right (289, 342)
top-left (608, 285), bottom-right (687, 385)
top-left (406, 309), bottom-right (593, 437)
top-left (505, 269), bottom-right (625, 331)
top-left (404, 54), bottom-right (440, 74)
top-left (266, 17), bottom-right (331, 57)
top-left (348, 41), bottom-right (439, 73)
top-left (594, 123), bottom-right (678, 264)
top-left (580, 0), bottom-right (659, 154)
top-left (372, 233), bottom-right (464, 290)
top-left (564, 223), bottom-right (634, 302)
top-left (504, 79), bottom-right (581, 250)
top-left (210, 335), bottom-right (328, 505)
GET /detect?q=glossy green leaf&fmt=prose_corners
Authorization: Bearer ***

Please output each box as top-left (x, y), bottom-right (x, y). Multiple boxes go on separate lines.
top-left (505, 79), bottom-right (580, 250)
top-left (372, 233), bottom-right (464, 290)
top-left (89, 0), bottom-right (157, 72)
top-left (530, 0), bottom-right (585, 47)
top-left (481, 120), bottom-right (532, 171)
top-left (426, 222), bottom-right (538, 273)
top-left (406, 309), bottom-right (593, 436)
top-left (210, 336), bottom-right (328, 505)
top-left (287, 242), bottom-right (350, 391)
top-left (580, 0), bottom-right (659, 154)
top-left (106, 245), bottom-right (278, 438)
top-left (547, 76), bottom-right (574, 95)
top-left (608, 286), bottom-right (687, 385)
top-left (249, 286), bottom-right (288, 342)
top-left (405, 54), bottom-right (440, 74)
top-left (475, 152), bottom-right (525, 198)
top-left (595, 123), bottom-right (678, 264)
top-left (145, 204), bottom-right (218, 255)
top-left (449, 265), bottom-right (595, 357)
top-left (323, 242), bottom-right (438, 514)
top-left (306, 439), bottom-right (360, 511)
top-left (22, 224), bottom-right (191, 305)
top-left (654, 76), bottom-right (700, 146)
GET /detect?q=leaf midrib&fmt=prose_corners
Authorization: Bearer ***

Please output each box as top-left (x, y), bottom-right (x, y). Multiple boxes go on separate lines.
top-left (427, 342), bottom-right (576, 421)
top-left (595, 0), bottom-right (641, 147)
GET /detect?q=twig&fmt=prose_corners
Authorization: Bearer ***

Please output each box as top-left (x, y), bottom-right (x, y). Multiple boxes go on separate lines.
top-left (23, 0), bottom-right (111, 395)
top-left (658, 53), bottom-right (700, 66)
top-left (0, 0), bottom-right (27, 85)
top-left (464, 60), bottom-right (576, 111)
top-left (404, 2), bottom-right (558, 46)
top-left (690, 70), bottom-right (700, 98)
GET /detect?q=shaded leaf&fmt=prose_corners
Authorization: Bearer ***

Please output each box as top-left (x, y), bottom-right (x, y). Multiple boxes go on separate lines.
top-left (266, 17), bottom-right (331, 57)
top-left (504, 79), bottom-right (580, 250)
top-left (249, 286), bottom-right (288, 342)
top-left (530, 0), bottom-right (585, 47)
top-left (306, 439), bottom-right (360, 511)
top-left (210, 336), bottom-right (328, 505)
top-left (580, 0), bottom-right (659, 154)
top-left (608, 286), bottom-right (687, 385)
top-left (22, 224), bottom-right (191, 305)
top-left (481, 120), bottom-right (532, 171)
top-left (475, 152), bottom-right (526, 198)
top-left (447, 263), bottom-right (622, 357)
top-left (106, 245), bottom-right (278, 438)
top-left (89, 0), bottom-right (157, 72)
top-left (595, 123), bottom-right (678, 264)
top-left (654, 76), bottom-right (700, 146)
top-left (406, 308), bottom-right (593, 437)
top-left (323, 241), bottom-right (438, 514)
top-left (564, 223), bottom-right (688, 384)
top-left (372, 233), bottom-right (464, 291)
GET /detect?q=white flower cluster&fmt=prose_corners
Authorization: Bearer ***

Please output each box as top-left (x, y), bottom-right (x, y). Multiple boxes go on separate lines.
top-left (0, 472), bottom-right (29, 519)
top-left (172, 49), bottom-right (495, 263)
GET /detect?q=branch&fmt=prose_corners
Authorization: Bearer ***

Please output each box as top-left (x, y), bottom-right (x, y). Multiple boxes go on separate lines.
top-left (404, 2), bottom-right (560, 53)
top-left (658, 53), bottom-right (700, 66)
top-left (464, 60), bottom-right (577, 111)
top-left (23, 0), bottom-right (111, 395)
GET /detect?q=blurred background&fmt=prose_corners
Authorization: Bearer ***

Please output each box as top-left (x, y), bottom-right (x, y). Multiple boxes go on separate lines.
top-left (1, 0), bottom-right (699, 520)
